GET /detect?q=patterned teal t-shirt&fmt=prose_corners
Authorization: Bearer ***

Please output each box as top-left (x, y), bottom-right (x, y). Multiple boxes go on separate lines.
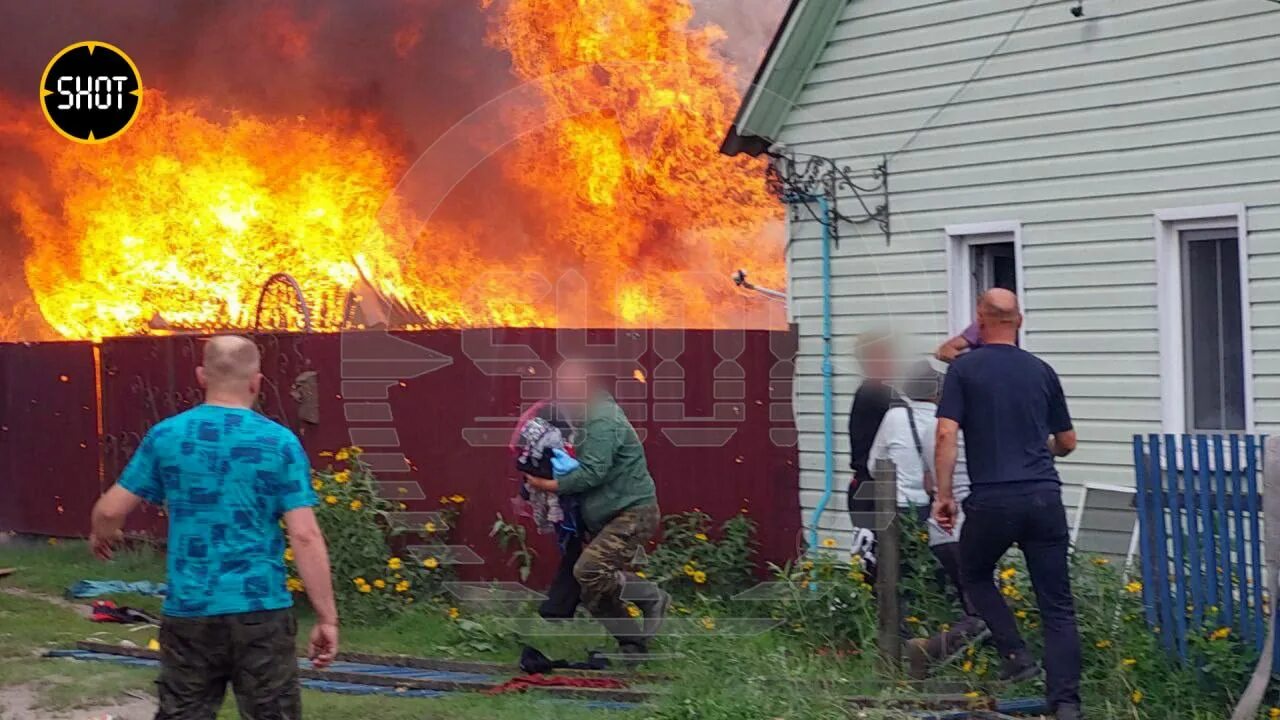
top-left (118, 404), bottom-right (315, 617)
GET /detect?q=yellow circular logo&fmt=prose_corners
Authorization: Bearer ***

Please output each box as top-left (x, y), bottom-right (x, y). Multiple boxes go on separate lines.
top-left (40, 41), bottom-right (142, 144)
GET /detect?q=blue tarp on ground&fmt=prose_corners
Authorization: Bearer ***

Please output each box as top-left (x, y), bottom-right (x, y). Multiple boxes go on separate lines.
top-left (66, 580), bottom-right (167, 599)
top-left (44, 650), bottom-right (639, 710)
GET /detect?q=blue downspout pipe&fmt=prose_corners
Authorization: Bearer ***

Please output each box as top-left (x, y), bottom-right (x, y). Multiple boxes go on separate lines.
top-left (806, 196), bottom-right (834, 550)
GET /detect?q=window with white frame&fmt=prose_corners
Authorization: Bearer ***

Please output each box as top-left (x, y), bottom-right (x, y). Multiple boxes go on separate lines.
top-left (1155, 205), bottom-right (1251, 434)
top-left (945, 221), bottom-right (1024, 343)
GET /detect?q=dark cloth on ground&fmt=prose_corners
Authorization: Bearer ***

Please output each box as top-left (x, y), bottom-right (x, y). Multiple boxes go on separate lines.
top-left (937, 344), bottom-right (1072, 497)
top-left (960, 488), bottom-right (1081, 709)
top-left (518, 646), bottom-right (610, 674)
top-left (155, 608), bottom-right (300, 720)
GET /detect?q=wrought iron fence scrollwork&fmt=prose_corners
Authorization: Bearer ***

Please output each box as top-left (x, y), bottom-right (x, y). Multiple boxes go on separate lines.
top-left (764, 149), bottom-right (890, 246)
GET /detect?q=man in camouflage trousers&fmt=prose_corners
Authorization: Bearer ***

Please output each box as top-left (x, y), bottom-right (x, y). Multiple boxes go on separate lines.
top-left (525, 360), bottom-right (669, 654)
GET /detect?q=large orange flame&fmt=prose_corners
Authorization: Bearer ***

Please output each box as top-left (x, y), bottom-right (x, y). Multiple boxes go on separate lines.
top-left (4, 0), bottom-right (782, 341)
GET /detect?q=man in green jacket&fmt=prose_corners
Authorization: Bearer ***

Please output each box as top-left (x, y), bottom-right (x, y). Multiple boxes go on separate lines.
top-left (524, 360), bottom-right (669, 654)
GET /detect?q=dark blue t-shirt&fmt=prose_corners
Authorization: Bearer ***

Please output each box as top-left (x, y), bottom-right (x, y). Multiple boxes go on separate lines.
top-left (937, 344), bottom-right (1072, 495)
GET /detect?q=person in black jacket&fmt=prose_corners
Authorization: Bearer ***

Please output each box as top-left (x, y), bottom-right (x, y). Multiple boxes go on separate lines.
top-left (847, 330), bottom-right (895, 517)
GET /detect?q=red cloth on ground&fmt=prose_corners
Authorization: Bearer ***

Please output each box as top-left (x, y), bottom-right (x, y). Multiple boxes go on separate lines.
top-left (483, 674), bottom-right (628, 696)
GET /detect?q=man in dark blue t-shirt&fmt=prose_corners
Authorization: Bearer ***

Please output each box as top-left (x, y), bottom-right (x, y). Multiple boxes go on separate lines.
top-left (932, 289), bottom-right (1083, 720)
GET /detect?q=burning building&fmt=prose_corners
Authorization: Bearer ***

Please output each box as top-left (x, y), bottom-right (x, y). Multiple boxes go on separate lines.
top-left (0, 0), bottom-right (787, 341)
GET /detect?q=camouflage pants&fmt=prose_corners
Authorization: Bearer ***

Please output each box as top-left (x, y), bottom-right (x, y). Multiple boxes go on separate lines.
top-left (574, 505), bottom-right (660, 632)
top-left (155, 609), bottom-right (301, 720)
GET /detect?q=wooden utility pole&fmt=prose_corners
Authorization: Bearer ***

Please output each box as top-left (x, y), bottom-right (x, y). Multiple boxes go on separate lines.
top-left (871, 459), bottom-right (900, 675)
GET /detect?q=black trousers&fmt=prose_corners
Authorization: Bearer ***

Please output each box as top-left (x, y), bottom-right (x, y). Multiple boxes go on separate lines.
top-left (959, 488), bottom-right (1082, 710)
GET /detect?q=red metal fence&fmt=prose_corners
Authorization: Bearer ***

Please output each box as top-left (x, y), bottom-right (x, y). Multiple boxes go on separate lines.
top-left (2, 329), bottom-right (800, 584)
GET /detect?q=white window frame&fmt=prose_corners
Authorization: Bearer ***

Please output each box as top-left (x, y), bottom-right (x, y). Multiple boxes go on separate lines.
top-left (944, 221), bottom-right (1026, 347)
top-left (1154, 203), bottom-right (1252, 435)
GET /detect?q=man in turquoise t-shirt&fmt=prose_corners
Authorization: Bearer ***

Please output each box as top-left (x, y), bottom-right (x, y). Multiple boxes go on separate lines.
top-left (90, 335), bottom-right (338, 720)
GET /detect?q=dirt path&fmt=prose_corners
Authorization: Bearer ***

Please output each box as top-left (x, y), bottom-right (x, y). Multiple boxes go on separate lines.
top-left (0, 682), bottom-right (156, 720)
top-left (0, 587), bottom-right (93, 619)
top-left (0, 587), bottom-right (157, 719)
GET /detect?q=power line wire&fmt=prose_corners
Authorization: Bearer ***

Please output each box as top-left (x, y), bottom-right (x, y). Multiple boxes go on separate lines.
top-left (888, 0), bottom-right (1041, 160)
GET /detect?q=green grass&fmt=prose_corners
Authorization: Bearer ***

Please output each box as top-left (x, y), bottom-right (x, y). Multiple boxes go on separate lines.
top-left (2, 537), bottom-right (1244, 719)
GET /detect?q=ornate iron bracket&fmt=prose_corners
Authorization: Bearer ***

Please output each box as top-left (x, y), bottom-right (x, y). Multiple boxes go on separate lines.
top-left (764, 149), bottom-right (890, 246)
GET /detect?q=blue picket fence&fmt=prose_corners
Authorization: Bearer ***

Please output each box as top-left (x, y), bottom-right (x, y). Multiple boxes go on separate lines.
top-left (1132, 433), bottom-right (1269, 662)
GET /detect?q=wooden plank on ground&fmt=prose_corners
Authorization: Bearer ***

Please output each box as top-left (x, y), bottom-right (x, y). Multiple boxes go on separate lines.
top-left (75, 641), bottom-right (656, 703)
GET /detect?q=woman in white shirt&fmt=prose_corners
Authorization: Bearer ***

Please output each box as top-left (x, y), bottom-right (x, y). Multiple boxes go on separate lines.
top-left (867, 362), bottom-right (970, 517)
top-left (868, 360), bottom-right (976, 615)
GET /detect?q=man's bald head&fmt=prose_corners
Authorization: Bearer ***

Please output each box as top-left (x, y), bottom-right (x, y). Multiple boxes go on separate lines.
top-left (976, 288), bottom-right (1022, 344)
top-left (197, 335), bottom-right (262, 402)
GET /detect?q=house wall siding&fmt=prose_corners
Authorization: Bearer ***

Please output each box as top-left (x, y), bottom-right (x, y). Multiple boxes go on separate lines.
top-left (774, 0), bottom-right (1280, 544)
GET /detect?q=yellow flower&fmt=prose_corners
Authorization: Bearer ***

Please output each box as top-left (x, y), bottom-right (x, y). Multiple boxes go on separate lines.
top-left (358, 583), bottom-right (372, 594)
top-left (395, 581), bottom-right (410, 593)
top-left (1015, 610), bottom-right (1028, 619)
top-left (148, 638), bottom-right (161, 651)
top-left (906, 616), bottom-right (920, 625)
top-left (311, 479), bottom-right (323, 491)
top-left (1268, 708), bottom-right (1280, 719)
top-left (627, 605), bottom-right (642, 618)
top-left (440, 495), bottom-right (451, 504)
top-left (349, 500), bottom-right (363, 511)
top-left (1122, 658), bottom-right (1137, 668)
top-left (448, 607), bottom-right (461, 620)
top-left (324, 495), bottom-right (338, 505)
top-left (962, 660), bottom-right (973, 673)
top-left (424, 522), bottom-right (438, 534)
top-left (350, 446), bottom-right (363, 454)
top-left (422, 557), bottom-right (439, 570)
top-left (1210, 626), bottom-right (1231, 641)
top-left (319, 451), bottom-right (334, 457)
top-left (286, 578), bottom-right (304, 592)
top-left (802, 560), bottom-right (814, 571)
top-left (1000, 567), bottom-right (1017, 581)
top-left (635, 571), bottom-right (646, 578)
top-left (1095, 639), bottom-right (1112, 649)
top-left (284, 548), bottom-right (294, 562)
top-left (693, 570), bottom-right (708, 585)
top-left (387, 557), bottom-right (403, 571)
top-left (1125, 581), bottom-right (1143, 594)
top-left (336, 449), bottom-right (350, 461)
top-left (334, 470), bottom-right (351, 485)
top-left (1093, 557), bottom-right (1110, 566)
top-left (694, 532), bottom-right (709, 542)
top-left (374, 579), bottom-right (387, 589)
top-left (683, 564), bottom-right (696, 576)
top-left (353, 577), bottom-right (366, 587)
top-left (700, 616), bottom-right (716, 631)
top-left (450, 494), bottom-right (466, 504)
top-left (1130, 690), bottom-right (1143, 704)
top-left (821, 537), bottom-right (837, 548)
top-left (964, 691), bottom-right (981, 698)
